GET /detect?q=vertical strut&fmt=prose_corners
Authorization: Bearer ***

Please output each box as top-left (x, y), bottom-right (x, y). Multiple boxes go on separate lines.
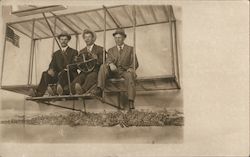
top-left (132, 6), bottom-right (136, 71)
top-left (42, 13), bottom-right (62, 51)
top-left (51, 18), bottom-right (57, 53)
top-left (102, 6), bottom-right (107, 98)
top-left (0, 25), bottom-right (8, 87)
top-left (167, 6), bottom-right (175, 76)
top-left (28, 19), bottom-right (36, 85)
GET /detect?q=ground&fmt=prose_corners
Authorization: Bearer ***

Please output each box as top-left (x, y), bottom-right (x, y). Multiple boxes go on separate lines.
top-left (0, 90), bottom-right (183, 143)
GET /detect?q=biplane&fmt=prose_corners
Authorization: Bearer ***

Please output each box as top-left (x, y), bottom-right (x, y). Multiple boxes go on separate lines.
top-left (0, 5), bottom-right (181, 112)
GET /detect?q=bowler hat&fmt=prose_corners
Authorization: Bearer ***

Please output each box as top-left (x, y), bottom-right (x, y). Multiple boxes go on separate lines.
top-left (82, 29), bottom-right (97, 42)
top-left (57, 31), bottom-right (71, 40)
top-left (113, 28), bottom-right (127, 38)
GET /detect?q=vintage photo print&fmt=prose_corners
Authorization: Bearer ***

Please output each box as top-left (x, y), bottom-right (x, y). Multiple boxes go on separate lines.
top-left (0, 0), bottom-right (249, 157)
top-left (0, 4), bottom-right (183, 143)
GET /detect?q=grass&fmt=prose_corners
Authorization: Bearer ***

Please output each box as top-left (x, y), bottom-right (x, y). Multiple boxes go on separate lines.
top-left (1, 109), bottom-right (184, 127)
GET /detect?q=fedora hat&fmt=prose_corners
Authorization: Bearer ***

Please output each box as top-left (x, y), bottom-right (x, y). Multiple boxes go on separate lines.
top-left (113, 28), bottom-right (127, 38)
top-left (57, 31), bottom-right (71, 40)
top-left (82, 29), bottom-right (97, 42)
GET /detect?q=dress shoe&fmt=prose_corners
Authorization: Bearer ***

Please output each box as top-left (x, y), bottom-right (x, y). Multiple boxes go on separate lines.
top-left (57, 84), bottom-right (63, 96)
top-left (75, 83), bottom-right (83, 95)
top-left (47, 86), bottom-right (55, 96)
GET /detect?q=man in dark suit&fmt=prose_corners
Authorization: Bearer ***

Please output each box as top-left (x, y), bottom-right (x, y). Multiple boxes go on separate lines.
top-left (71, 29), bottom-right (103, 94)
top-left (29, 31), bottom-right (78, 97)
top-left (96, 28), bottom-right (139, 110)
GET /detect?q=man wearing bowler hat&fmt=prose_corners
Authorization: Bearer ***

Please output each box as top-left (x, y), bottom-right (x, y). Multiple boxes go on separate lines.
top-left (71, 29), bottom-right (104, 95)
top-left (29, 31), bottom-right (78, 97)
top-left (95, 28), bottom-right (139, 110)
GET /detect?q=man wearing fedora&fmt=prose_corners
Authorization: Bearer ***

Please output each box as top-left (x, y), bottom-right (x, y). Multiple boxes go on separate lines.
top-left (95, 28), bottom-right (139, 110)
top-left (29, 31), bottom-right (78, 97)
top-left (71, 29), bottom-right (104, 94)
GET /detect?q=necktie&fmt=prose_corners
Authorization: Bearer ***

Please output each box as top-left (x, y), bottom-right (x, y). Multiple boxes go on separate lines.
top-left (87, 47), bottom-right (91, 53)
top-left (87, 47), bottom-right (92, 58)
top-left (119, 46), bottom-right (123, 54)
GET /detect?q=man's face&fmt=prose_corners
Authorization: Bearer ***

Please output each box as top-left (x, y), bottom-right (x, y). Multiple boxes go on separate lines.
top-left (83, 33), bottom-right (94, 46)
top-left (114, 34), bottom-right (125, 46)
top-left (59, 36), bottom-right (69, 47)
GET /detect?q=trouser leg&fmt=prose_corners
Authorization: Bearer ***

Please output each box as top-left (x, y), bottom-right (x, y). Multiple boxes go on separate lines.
top-left (57, 70), bottom-right (75, 94)
top-left (121, 71), bottom-right (136, 101)
top-left (97, 64), bottom-right (110, 90)
top-left (57, 70), bottom-right (68, 87)
top-left (72, 72), bottom-right (87, 85)
top-left (71, 72), bottom-right (87, 94)
top-left (82, 71), bottom-right (98, 92)
top-left (36, 71), bottom-right (58, 96)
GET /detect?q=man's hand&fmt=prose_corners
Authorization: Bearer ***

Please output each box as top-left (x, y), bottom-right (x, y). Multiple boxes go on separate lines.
top-left (109, 63), bottom-right (117, 72)
top-left (48, 69), bottom-right (55, 77)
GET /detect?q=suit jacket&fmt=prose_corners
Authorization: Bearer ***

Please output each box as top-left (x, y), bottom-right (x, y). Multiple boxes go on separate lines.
top-left (49, 46), bottom-right (78, 77)
top-left (106, 44), bottom-right (139, 71)
top-left (78, 44), bottom-right (104, 72)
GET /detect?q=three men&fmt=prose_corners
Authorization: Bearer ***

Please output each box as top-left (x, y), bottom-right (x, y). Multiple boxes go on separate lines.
top-left (96, 28), bottom-right (139, 110)
top-left (71, 29), bottom-right (103, 94)
top-left (29, 32), bottom-right (78, 97)
top-left (30, 29), bottom-right (139, 110)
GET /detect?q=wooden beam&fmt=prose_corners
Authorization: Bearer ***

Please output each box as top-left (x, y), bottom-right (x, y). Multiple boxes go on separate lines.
top-left (28, 20), bottom-right (36, 85)
top-left (103, 7), bottom-right (107, 64)
top-left (0, 25), bottom-right (8, 87)
top-left (132, 6), bottom-right (136, 71)
top-left (63, 15), bottom-right (83, 31)
top-left (47, 18), bottom-right (64, 33)
top-left (52, 18), bottom-right (57, 53)
top-left (174, 21), bottom-right (180, 87)
top-left (33, 20), bottom-right (175, 40)
top-left (95, 10), bottom-right (112, 28)
top-left (49, 12), bottom-right (78, 34)
top-left (34, 21), bottom-right (52, 36)
top-left (42, 13), bottom-right (62, 51)
top-left (103, 5), bottom-right (120, 28)
top-left (167, 6), bottom-right (175, 76)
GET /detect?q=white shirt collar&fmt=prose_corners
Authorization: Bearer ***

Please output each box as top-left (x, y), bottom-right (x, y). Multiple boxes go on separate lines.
top-left (117, 44), bottom-right (125, 50)
top-left (61, 46), bottom-right (69, 52)
top-left (87, 44), bottom-right (95, 52)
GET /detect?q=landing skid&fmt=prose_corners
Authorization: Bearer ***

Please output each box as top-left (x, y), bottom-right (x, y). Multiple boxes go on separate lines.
top-left (26, 94), bottom-right (121, 113)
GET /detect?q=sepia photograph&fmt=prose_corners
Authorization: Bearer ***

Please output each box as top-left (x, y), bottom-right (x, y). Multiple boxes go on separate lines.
top-left (0, 0), bottom-right (249, 157)
top-left (0, 4), bottom-right (183, 143)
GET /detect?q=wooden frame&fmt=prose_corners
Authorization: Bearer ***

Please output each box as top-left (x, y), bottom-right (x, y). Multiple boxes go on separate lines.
top-left (1, 5), bottom-right (181, 94)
